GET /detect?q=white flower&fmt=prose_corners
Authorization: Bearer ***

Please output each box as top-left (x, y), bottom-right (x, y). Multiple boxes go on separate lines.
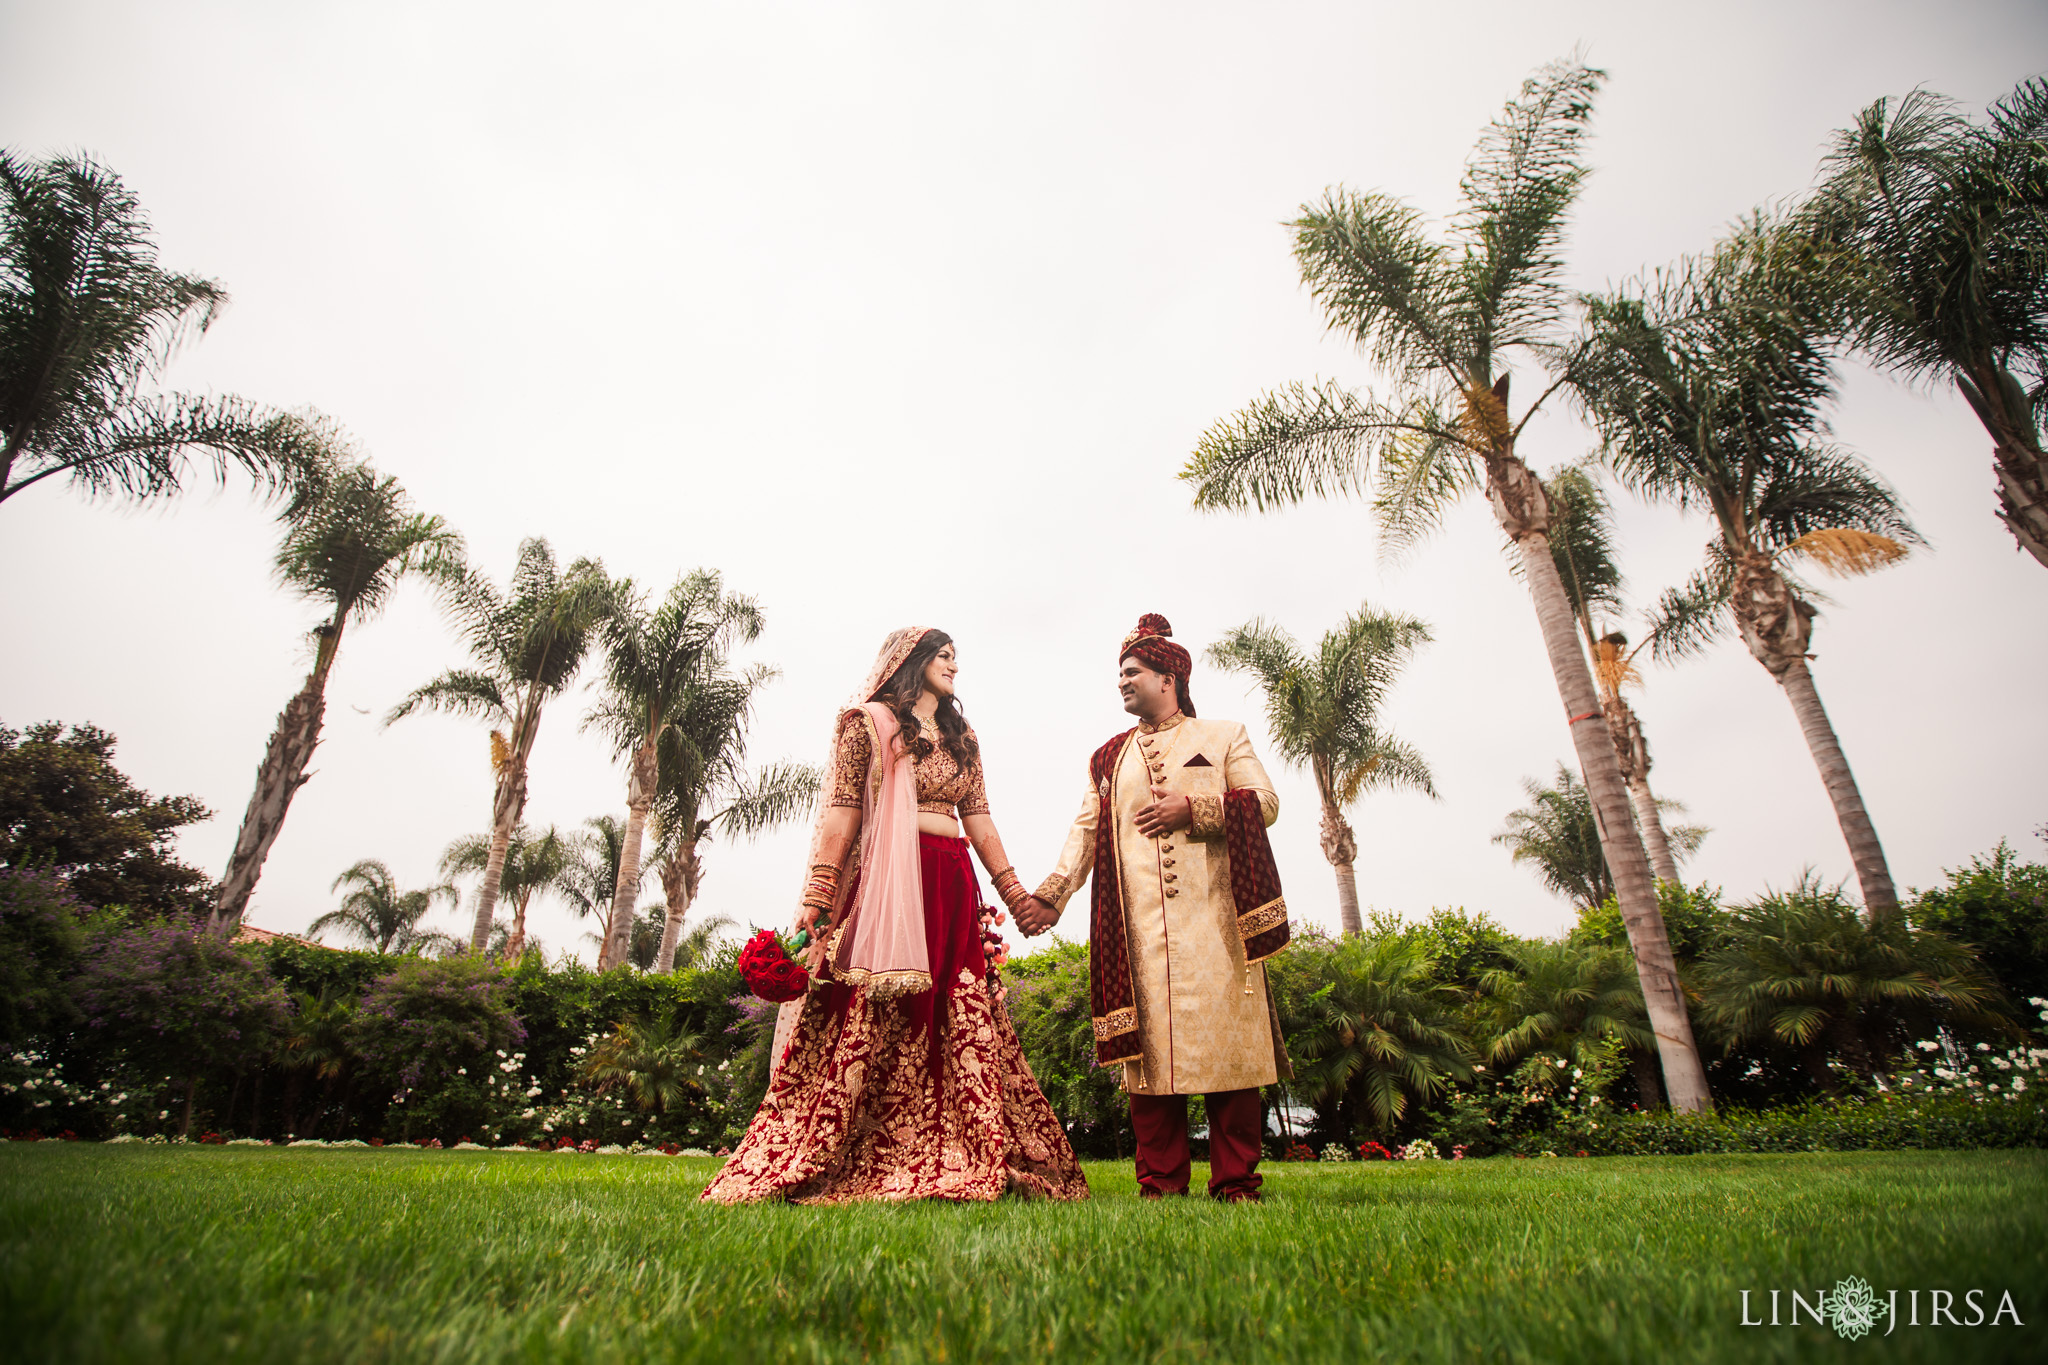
top-left (1916, 1040), bottom-right (1939, 1052)
top-left (1571, 1068), bottom-right (1583, 1080)
top-left (1975, 1042), bottom-right (1991, 1052)
top-left (1554, 1058), bottom-right (1567, 1068)
top-left (1993, 1057), bottom-right (2012, 1071)
top-left (496, 1051), bottom-right (507, 1058)
top-left (457, 1068), bottom-right (467, 1075)
top-left (525, 1087), bottom-right (542, 1098)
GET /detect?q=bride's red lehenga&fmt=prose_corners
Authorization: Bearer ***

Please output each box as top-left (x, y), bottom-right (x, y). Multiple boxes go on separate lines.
top-left (703, 631), bottom-right (1088, 1205)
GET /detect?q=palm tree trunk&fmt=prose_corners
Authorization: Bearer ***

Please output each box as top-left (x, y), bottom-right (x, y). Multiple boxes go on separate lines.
top-left (1319, 801), bottom-right (1363, 936)
top-left (653, 836), bottom-right (703, 975)
top-left (1599, 691), bottom-right (1682, 885)
top-left (1730, 553), bottom-right (1900, 921)
top-left (599, 736), bottom-right (660, 970)
top-left (471, 697), bottom-right (541, 951)
top-left (1776, 659), bottom-right (1900, 920)
top-left (209, 620), bottom-right (344, 934)
top-left (505, 889), bottom-right (532, 960)
top-left (1488, 434), bottom-right (1711, 1112)
top-left (1959, 366), bottom-right (2048, 570)
top-left (1626, 772), bottom-right (1682, 886)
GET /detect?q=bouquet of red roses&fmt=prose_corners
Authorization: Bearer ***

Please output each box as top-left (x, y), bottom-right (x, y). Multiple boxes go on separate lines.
top-left (739, 928), bottom-right (811, 1003)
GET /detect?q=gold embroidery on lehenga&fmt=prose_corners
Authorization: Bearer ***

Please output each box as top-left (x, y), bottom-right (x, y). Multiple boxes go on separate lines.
top-left (700, 972), bottom-right (1089, 1206)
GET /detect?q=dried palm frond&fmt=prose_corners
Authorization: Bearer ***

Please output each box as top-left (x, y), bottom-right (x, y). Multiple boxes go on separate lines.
top-left (1593, 636), bottom-right (1642, 693)
top-left (489, 728), bottom-right (512, 777)
top-left (1782, 527), bottom-right (1909, 577)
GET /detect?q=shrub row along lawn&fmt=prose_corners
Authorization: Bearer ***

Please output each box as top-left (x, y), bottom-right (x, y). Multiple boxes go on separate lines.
top-left (2, 1146), bottom-right (2041, 1364)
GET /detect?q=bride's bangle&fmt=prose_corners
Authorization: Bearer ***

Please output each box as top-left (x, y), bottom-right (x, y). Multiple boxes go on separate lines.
top-left (989, 867), bottom-right (1029, 912)
top-left (802, 862), bottom-right (840, 913)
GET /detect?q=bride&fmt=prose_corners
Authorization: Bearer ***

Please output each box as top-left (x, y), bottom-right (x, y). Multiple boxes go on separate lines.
top-left (702, 627), bottom-right (1089, 1203)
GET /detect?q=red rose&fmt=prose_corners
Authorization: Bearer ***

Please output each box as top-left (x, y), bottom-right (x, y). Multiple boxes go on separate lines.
top-left (740, 928), bottom-right (811, 1003)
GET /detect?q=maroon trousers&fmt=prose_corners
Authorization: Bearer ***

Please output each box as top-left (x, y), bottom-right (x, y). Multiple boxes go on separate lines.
top-left (1129, 1088), bottom-right (1263, 1200)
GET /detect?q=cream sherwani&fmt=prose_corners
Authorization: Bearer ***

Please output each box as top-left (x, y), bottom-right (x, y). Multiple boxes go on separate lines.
top-left (1037, 714), bottom-right (1284, 1095)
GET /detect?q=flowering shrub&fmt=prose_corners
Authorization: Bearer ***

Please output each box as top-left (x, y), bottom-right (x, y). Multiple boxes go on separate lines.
top-left (1319, 1142), bottom-right (1353, 1162)
top-left (1284, 1142), bottom-right (1315, 1162)
top-left (1400, 1139), bottom-right (1440, 1160)
top-left (346, 956), bottom-right (525, 1093)
top-left (0, 1047), bottom-right (99, 1132)
top-left (1357, 1141), bottom-right (1393, 1161)
top-left (71, 924), bottom-right (289, 1135)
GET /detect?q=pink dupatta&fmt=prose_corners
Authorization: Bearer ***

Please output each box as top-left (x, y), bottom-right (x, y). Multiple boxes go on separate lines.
top-left (769, 628), bottom-right (935, 1072)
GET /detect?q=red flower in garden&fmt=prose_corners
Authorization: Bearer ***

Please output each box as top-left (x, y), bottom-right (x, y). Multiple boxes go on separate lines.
top-left (739, 929), bottom-right (812, 1003)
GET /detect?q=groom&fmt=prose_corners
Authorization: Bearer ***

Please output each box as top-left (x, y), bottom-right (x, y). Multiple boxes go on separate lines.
top-left (1016, 614), bottom-right (1291, 1202)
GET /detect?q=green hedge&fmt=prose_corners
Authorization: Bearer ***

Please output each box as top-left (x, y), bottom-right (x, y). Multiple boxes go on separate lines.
top-left (1516, 1094), bottom-right (2048, 1157)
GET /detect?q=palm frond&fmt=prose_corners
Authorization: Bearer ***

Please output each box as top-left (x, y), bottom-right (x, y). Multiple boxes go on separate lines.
top-left (1181, 380), bottom-right (1462, 514)
top-left (1644, 563), bottom-right (1734, 664)
top-left (713, 761), bottom-right (823, 841)
top-left (1290, 190), bottom-right (1459, 375)
top-left (384, 669), bottom-right (511, 726)
top-left (1449, 57), bottom-right (1606, 357)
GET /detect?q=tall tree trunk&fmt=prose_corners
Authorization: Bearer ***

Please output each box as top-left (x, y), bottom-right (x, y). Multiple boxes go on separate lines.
top-left (1626, 772), bottom-right (1681, 886)
top-left (1603, 693), bottom-right (1682, 884)
top-left (209, 619), bottom-right (345, 933)
top-left (1319, 800), bottom-right (1363, 936)
top-left (471, 695), bottom-right (542, 951)
top-left (1730, 553), bottom-right (1900, 920)
top-left (1958, 365), bottom-right (2048, 570)
top-left (653, 835), bottom-right (704, 975)
top-left (599, 736), bottom-right (660, 970)
top-left (1473, 388), bottom-right (1711, 1113)
top-left (504, 889), bottom-right (533, 961)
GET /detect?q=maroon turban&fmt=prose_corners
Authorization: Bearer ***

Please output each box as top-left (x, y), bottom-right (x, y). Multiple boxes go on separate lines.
top-left (1119, 613), bottom-right (1196, 718)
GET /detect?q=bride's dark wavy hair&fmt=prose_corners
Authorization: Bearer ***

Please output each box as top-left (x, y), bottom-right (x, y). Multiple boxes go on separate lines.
top-left (872, 629), bottom-right (977, 767)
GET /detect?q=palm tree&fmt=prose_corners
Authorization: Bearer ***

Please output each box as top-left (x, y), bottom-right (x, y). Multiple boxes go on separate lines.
top-left (1693, 874), bottom-right (2008, 1091)
top-left (1540, 467), bottom-right (1686, 883)
top-left (1177, 59), bottom-right (1713, 1111)
top-left (1496, 764), bottom-right (1705, 912)
top-left (633, 656), bottom-right (819, 976)
top-left (1208, 606), bottom-right (1436, 936)
top-left (1478, 939), bottom-right (1651, 1068)
top-left (667, 911), bottom-right (734, 973)
top-left (1799, 81), bottom-right (2048, 568)
top-left (1290, 934), bottom-right (1472, 1136)
top-left (209, 463), bottom-right (460, 931)
top-left (559, 814), bottom-right (640, 922)
top-left (1575, 247), bottom-right (1920, 921)
top-left (388, 538), bottom-right (613, 950)
top-left (439, 825), bottom-right (573, 962)
top-left (307, 859), bottom-right (460, 954)
top-left (1494, 764), bottom-right (1613, 911)
top-left (282, 988), bottom-right (354, 1138)
top-left (579, 1011), bottom-right (706, 1118)
top-left (585, 571), bottom-right (763, 970)
top-left (0, 151), bottom-right (328, 517)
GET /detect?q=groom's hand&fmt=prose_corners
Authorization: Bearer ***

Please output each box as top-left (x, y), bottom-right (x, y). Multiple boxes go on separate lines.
top-left (1133, 787), bottom-right (1193, 838)
top-left (1015, 895), bottom-right (1059, 936)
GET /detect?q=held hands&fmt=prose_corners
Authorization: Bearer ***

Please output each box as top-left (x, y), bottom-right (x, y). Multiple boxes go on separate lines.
top-left (1133, 786), bottom-right (1193, 838)
top-left (1014, 895), bottom-right (1059, 937)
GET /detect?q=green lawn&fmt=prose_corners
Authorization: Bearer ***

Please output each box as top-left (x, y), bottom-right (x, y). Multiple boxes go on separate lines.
top-left (1, 1146), bottom-right (2041, 1363)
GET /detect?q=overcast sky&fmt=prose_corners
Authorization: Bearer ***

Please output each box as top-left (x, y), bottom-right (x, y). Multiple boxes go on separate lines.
top-left (3, 0), bottom-right (2044, 964)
